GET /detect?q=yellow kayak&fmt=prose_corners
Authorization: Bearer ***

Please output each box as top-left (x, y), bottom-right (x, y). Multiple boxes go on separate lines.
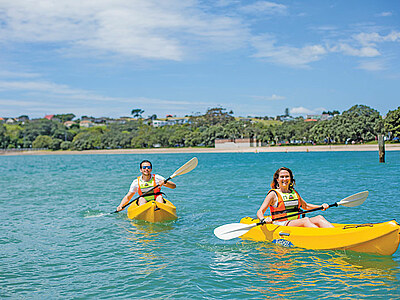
top-left (239, 217), bottom-right (400, 256)
top-left (127, 199), bottom-right (177, 223)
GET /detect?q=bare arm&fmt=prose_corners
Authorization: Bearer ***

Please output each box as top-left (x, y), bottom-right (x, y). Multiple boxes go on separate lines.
top-left (256, 192), bottom-right (275, 221)
top-left (117, 191), bottom-right (135, 211)
top-left (160, 180), bottom-right (176, 189)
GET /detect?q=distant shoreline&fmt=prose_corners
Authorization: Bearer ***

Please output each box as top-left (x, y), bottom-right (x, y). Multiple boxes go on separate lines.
top-left (1, 144), bottom-right (400, 156)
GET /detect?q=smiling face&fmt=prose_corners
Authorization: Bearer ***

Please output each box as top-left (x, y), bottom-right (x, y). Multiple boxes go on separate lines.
top-left (277, 170), bottom-right (292, 191)
top-left (271, 167), bottom-right (295, 190)
top-left (140, 162), bottom-right (152, 177)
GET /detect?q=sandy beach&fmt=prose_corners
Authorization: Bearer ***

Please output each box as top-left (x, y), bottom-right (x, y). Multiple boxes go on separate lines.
top-left (1, 143), bottom-right (400, 156)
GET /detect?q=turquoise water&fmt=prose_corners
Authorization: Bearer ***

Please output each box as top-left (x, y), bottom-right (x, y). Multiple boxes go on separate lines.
top-left (1, 151), bottom-right (400, 299)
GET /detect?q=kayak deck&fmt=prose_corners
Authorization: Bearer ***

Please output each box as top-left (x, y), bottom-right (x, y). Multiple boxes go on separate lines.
top-left (127, 199), bottom-right (177, 223)
top-left (239, 217), bottom-right (400, 256)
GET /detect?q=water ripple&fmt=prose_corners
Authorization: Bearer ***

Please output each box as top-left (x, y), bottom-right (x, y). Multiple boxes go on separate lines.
top-left (1, 152), bottom-right (400, 298)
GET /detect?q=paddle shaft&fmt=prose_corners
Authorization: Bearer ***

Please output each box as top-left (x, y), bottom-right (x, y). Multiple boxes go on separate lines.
top-left (112, 175), bottom-right (173, 214)
top-left (262, 202), bottom-right (338, 224)
top-left (214, 191), bottom-right (368, 240)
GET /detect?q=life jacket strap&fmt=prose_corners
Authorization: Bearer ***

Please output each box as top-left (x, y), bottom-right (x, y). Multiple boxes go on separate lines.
top-left (139, 191), bottom-right (165, 198)
top-left (271, 207), bottom-right (300, 216)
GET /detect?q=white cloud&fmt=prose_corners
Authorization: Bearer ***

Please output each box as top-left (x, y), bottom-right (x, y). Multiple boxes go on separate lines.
top-left (240, 1), bottom-right (287, 15)
top-left (326, 31), bottom-right (400, 61)
top-left (268, 94), bottom-right (286, 100)
top-left (0, 0), bottom-right (249, 61)
top-left (0, 71), bottom-right (41, 78)
top-left (376, 12), bottom-right (393, 17)
top-left (0, 99), bottom-right (46, 107)
top-left (0, 1), bottom-right (398, 73)
top-left (250, 94), bottom-right (286, 101)
top-left (290, 107), bottom-right (315, 115)
top-left (250, 27), bottom-right (400, 68)
top-left (354, 31), bottom-right (400, 47)
top-left (0, 80), bottom-right (86, 95)
top-left (357, 60), bottom-right (386, 71)
top-left (290, 107), bottom-right (327, 115)
top-left (252, 35), bottom-right (327, 68)
top-left (331, 43), bottom-right (380, 57)
top-left (313, 25), bottom-right (338, 32)
top-left (0, 78), bottom-right (201, 106)
top-left (0, 75), bottom-right (217, 118)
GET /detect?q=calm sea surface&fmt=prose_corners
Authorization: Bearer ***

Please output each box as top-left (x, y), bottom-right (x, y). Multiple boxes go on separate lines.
top-left (1, 151), bottom-right (400, 299)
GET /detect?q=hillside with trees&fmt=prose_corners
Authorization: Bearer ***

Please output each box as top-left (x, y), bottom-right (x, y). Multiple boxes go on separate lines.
top-left (1, 105), bottom-right (399, 151)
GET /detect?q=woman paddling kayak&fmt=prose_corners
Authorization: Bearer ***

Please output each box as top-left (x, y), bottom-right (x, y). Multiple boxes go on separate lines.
top-left (256, 167), bottom-right (334, 228)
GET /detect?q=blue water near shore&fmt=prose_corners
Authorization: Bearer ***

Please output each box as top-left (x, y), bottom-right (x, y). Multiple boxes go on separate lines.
top-left (1, 151), bottom-right (400, 299)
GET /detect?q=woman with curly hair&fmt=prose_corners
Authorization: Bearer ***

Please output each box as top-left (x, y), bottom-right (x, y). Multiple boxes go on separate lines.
top-left (256, 167), bottom-right (333, 228)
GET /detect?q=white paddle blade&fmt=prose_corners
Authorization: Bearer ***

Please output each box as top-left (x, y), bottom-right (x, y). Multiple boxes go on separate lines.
top-left (171, 157), bottom-right (198, 178)
top-left (337, 191), bottom-right (369, 207)
top-left (214, 222), bottom-right (257, 240)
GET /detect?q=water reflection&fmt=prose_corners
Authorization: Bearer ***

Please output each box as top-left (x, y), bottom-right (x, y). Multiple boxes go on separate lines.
top-left (118, 220), bottom-right (176, 277)
top-left (307, 251), bottom-right (399, 281)
top-left (211, 241), bottom-right (400, 298)
top-left (126, 220), bottom-right (175, 242)
top-left (211, 250), bottom-right (248, 277)
top-left (245, 244), bottom-right (304, 298)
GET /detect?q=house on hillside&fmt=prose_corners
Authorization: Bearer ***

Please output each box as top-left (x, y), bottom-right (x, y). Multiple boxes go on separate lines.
top-left (279, 116), bottom-right (295, 122)
top-left (44, 115), bottom-right (61, 122)
top-left (16, 116), bottom-right (29, 123)
top-left (152, 118), bottom-right (189, 127)
top-left (108, 118), bottom-right (126, 124)
top-left (305, 114), bottom-right (333, 121)
top-left (169, 118), bottom-right (189, 125)
top-left (81, 116), bottom-right (95, 122)
top-left (64, 121), bottom-right (77, 128)
top-left (152, 120), bottom-right (175, 127)
top-left (80, 120), bottom-right (94, 128)
top-left (94, 117), bottom-right (108, 124)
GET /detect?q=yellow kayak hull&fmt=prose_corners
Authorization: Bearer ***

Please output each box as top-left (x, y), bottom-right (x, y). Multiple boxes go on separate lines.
top-left (240, 217), bottom-right (400, 256)
top-left (127, 199), bottom-right (177, 223)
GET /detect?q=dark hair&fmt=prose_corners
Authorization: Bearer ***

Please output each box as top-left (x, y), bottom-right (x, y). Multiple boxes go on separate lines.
top-left (140, 160), bottom-right (152, 169)
top-left (271, 167), bottom-right (295, 190)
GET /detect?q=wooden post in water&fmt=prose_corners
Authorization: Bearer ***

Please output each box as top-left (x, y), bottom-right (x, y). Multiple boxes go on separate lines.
top-left (378, 134), bottom-right (385, 163)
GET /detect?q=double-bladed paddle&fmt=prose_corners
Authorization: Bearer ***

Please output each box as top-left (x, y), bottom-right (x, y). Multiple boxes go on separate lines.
top-left (112, 157), bottom-right (198, 214)
top-left (213, 190), bottom-right (369, 240)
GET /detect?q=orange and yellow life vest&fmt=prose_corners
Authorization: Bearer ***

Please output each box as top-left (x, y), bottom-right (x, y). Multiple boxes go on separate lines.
top-left (269, 189), bottom-right (302, 221)
top-left (137, 175), bottom-right (161, 201)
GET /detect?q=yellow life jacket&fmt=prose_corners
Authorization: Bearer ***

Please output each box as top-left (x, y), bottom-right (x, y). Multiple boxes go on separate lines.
top-left (137, 175), bottom-right (161, 201)
top-left (269, 189), bottom-right (301, 221)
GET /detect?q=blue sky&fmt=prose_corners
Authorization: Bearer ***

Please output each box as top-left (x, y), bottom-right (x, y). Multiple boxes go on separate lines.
top-left (0, 0), bottom-right (399, 119)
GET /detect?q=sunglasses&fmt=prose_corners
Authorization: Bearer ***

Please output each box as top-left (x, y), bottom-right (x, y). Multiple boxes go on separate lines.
top-left (142, 166), bottom-right (152, 169)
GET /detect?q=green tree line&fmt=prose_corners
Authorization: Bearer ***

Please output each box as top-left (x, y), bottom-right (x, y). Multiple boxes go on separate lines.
top-left (1, 105), bottom-right (399, 151)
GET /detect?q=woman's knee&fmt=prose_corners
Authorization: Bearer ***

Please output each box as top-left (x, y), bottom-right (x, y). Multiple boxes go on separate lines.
top-left (313, 215), bottom-right (326, 221)
top-left (302, 217), bottom-right (314, 226)
top-left (303, 217), bottom-right (319, 227)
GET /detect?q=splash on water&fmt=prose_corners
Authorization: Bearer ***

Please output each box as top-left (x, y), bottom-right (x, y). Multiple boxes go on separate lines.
top-left (83, 210), bottom-right (108, 218)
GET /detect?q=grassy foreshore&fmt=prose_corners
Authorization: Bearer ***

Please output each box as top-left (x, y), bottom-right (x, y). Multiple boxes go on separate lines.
top-left (2, 143), bottom-right (400, 156)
